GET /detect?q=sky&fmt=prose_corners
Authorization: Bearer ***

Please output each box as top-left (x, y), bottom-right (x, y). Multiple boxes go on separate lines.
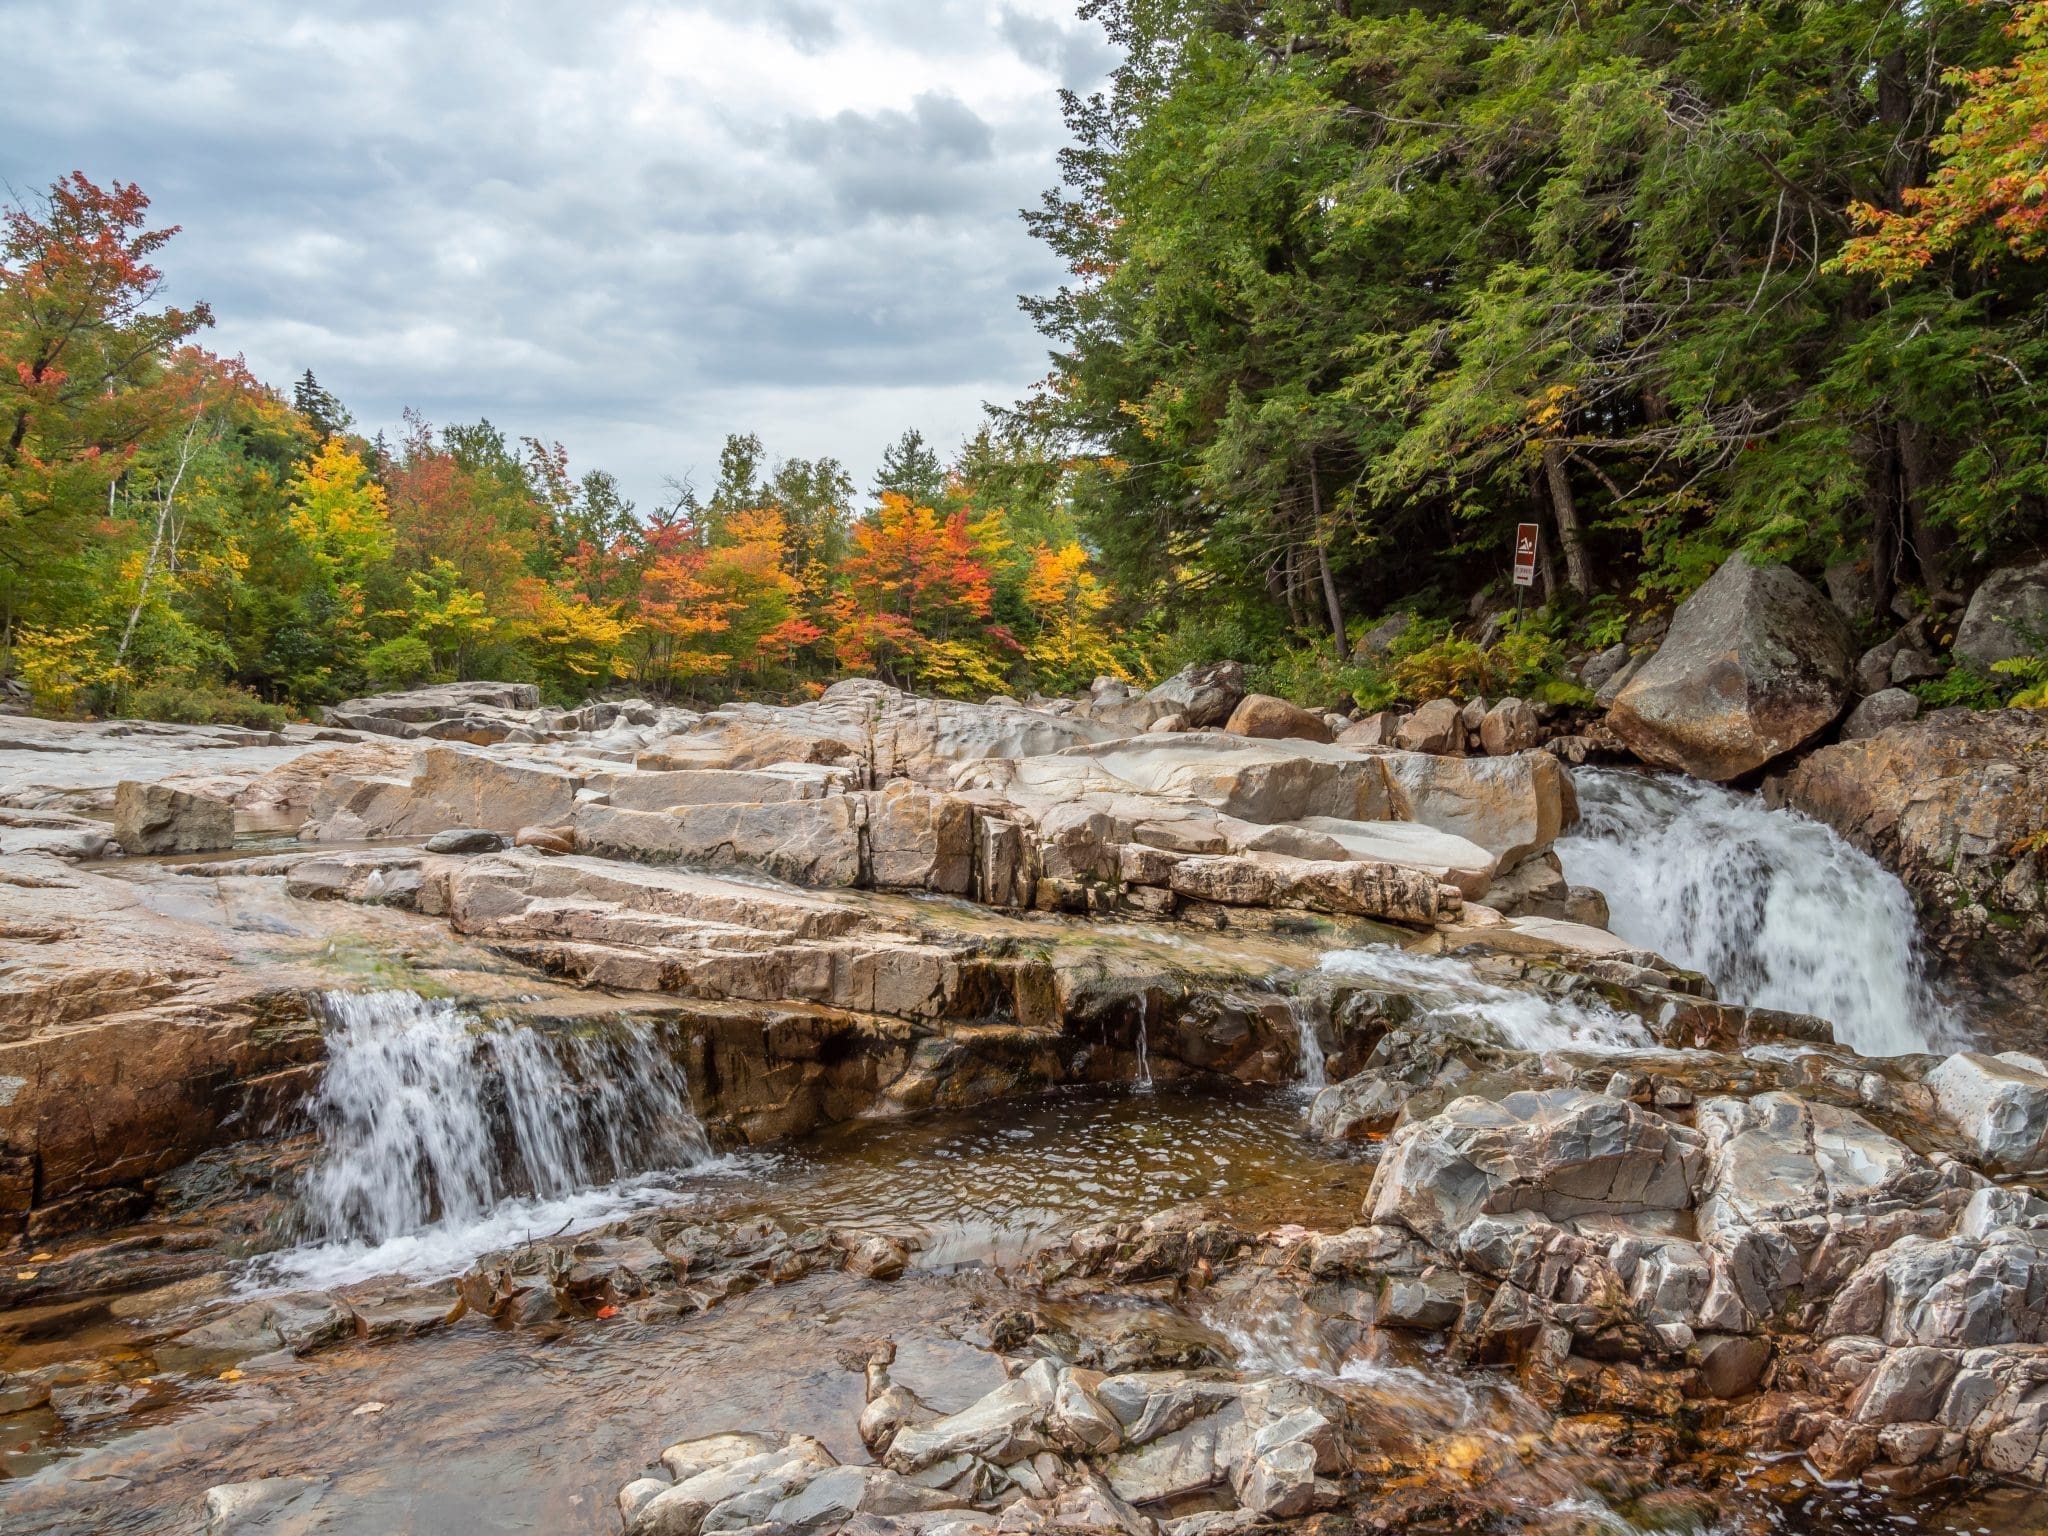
top-left (0, 0), bottom-right (1117, 509)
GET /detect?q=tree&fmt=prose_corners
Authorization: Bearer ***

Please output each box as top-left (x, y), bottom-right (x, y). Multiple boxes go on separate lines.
top-left (0, 174), bottom-right (212, 642)
top-left (287, 437), bottom-right (392, 580)
top-left (871, 428), bottom-right (949, 508)
top-left (291, 370), bottom-right (352, 442)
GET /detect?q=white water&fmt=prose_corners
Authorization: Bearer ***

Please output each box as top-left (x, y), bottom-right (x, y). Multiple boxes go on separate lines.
top-left (1133, 993), bottom-right (1154, 1092)
top-left (1317, 946), bottom-right (1655, 1053)
top-left (257, 991), bottom-right (720, 1288)
top-left (1556, 769), bottom-right (1958, 1057)
top-left (1289, 995), bottom-right (1328, 1092)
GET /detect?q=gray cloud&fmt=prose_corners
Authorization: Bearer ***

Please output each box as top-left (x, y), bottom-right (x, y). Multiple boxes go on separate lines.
top-left (998, 5), bottom-right (1122, 89)
top-left (0, 0), bottom-right (1116, 505)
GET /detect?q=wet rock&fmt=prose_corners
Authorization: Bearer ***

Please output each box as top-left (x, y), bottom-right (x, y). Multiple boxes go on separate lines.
top-left (201, 1475), bottom-right (332, 1535)
top-left (1956, 559), bottom-right (2048, 669)
top-left (156, 1292), bottom-right (356, 1373)
top-left (113, 780), bottom-right (234, 854)
top-left (1609, 554), bottom-right (1856, 781)
top-left (1840, 688), bottom-right (1920, 741)
top-left (846, 1233), bottom-right (912, 1281)
top-left (1824, 1227), bottom-right (2048, 1347)
top-left (1697, 1092), bottom-right (1953, 1325)
top-left (1850, 1346), bottom-right (1957, 1425)
top-left (1367, 1088), bottom-right (1704, 1252)
top-left (1223, 694), bottom-right (1333, 744)
top-left (886, 1359), bottom-right (1063, 1472)
top-left (627, 1434), bottom-right (843, 1535)
top-left (1394, 698), bottom-right (1463, 755)
top-left (422, 827), bottom-right (508, 854)
top-left (1926, 1051), bottom-right (2048, 1170)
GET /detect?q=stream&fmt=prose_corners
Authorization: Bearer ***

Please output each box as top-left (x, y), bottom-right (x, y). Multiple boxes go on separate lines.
top-left (1, 769), bottom-right (2021, 1534)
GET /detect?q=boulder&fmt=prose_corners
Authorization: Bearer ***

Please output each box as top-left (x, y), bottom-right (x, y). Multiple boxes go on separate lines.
top-left (1145, 661), bottom-right (1246, 728)
top-left (1579, 643), bottom-right (1633, 695)
top-left (1366, 1088), bottom-right (1704, 1251)
top-left (1955, 560), bottom-right (2048, 669)
top-left (1824, 1227), bottom-right (2048, 1348)
top-left (1840, 688), bottom-right (1921, 741)
top-left (423, 828), bottom-right (507, 854)
top-left (1394, 699), bottom-right (1464, 755)
top-left (1773, 708), bottom-right (2048, 981)
top-left (1335, 711), bottom-right (1399, 749)
top-left (1296, 816), bottom-right (1497, 897)
top-left (1610, 555), bottom-right (1856, 780)
top-left (303, 745), bottom-right (582, 841)
top-left (1695, 1092), bottom-right (1952, 1324)
top-left (1925, 1052), bottom-right (2048, 1170)
top-left (112, 780), bottom-right (235, 854)
top-left (1378, 749), bottom-right (1574, 872)
top-left (1224, 693), bottom-right (1333, 744)
top-left (1478, 698), bottom-right (1540, 756)
top-left (571, 799), bottom-right (866, 887)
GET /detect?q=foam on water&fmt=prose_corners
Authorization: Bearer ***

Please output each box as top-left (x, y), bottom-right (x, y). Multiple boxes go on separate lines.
top-left (1316, 945), bottom-right (1655, 1053)
top-left (1556, 768), bottom-right (1959, 1056)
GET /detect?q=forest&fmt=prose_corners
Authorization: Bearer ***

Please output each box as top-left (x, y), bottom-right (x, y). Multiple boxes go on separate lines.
top-left (4, 0), bottom-right (2047, 722)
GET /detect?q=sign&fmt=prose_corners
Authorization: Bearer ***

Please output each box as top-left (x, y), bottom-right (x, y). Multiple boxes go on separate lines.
top-left (1513, 523), bottom-right (1540, 588)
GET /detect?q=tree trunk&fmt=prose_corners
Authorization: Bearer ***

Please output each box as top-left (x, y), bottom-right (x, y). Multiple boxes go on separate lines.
top-left (1897, 420), bottom-right (1950, 598)
top-left (1307, 452), bottom-right (1348, 660)
top-left (1541, 443), bottom-right (1593, 595)
top-left (1869, 427), bottom-right (1902, 622)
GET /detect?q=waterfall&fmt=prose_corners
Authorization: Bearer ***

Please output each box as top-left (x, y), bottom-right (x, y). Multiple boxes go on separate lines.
top-left (1318, 946), bottom-right (1653, 1054)
top-left (1133, 993), bottom-right (1154, 1093)
top-left (264, 991), bottom-right (714, 1287)
top-left (1555, 768), bottom-right (1958, 1058)
top-left (1290, 995), bottom-right (1328, 1092)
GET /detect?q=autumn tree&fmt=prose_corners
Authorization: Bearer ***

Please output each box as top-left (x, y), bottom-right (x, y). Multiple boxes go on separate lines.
top-left (0, 174), bottom-right (213, 642)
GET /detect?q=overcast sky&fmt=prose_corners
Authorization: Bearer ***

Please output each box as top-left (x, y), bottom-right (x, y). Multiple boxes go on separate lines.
top-left (0, 0), bottom-right (1115, 509)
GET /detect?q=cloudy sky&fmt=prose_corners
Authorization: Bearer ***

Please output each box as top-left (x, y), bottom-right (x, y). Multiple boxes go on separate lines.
top-left (0, 0), bottom-right (1115, 507)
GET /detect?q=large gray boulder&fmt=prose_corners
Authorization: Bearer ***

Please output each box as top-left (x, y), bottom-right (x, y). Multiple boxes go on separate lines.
top-left (113, 780), bottom-right (235, 853)
top-left (1955, 560), bottom-right (2048, 670)
top-left (1365, 1088), bottom-right (1705, 1251)
top-left (1925, 1051), bottom-right (2048, 1170)
top-left (1143, 660), bottom-right (1246, 728)
top-left (1610, 554), bottom-right (1856, 780)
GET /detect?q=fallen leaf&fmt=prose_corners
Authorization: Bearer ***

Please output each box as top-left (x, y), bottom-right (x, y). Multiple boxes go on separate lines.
top-left (13, 1271), bottom-right (36, 1281)
top-left (219, 1368), bottom-right (244, 1382)
top-left (595, 1304), bottom-right (621, 1320)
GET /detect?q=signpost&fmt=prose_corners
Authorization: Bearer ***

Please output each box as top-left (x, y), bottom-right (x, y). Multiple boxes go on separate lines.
top-left (1513, 522), bottom-right (1539, 624)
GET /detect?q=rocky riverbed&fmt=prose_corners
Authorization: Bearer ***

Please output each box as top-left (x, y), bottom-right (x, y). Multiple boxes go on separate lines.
top-left (3, 671), bottom-right (2047, 1534)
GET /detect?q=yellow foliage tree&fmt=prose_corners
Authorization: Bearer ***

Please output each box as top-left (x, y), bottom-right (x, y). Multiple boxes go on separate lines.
top-left (1022, 542), bottom-right (1122, 692)
top-left (286, 438), bottom-right (392, 581)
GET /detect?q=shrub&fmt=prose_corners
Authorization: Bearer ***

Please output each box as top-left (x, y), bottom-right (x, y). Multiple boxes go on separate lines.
top-left (125, 679), bottom-right (291, 730)
top-left (1911, 665), bottom-right (2009, 711)
top-left (363, 634), bottom-right (437, 690)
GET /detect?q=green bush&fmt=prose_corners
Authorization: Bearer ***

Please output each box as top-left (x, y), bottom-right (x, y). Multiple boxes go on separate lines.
top-left (364, 634), bottom-right (437, 690)
top-left (125, 680), bottom-right (291, 730)
top-left (1248, 643), bottom-right (1394, 713)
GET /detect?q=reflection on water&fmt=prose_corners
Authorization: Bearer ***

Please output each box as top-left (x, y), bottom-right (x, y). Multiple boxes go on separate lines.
top-left (702, 1084), bottom-right (1379, 1270)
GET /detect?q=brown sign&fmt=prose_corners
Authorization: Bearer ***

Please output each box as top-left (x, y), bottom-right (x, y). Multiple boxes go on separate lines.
top-left (1513, 523), bottom-right (1540, 588)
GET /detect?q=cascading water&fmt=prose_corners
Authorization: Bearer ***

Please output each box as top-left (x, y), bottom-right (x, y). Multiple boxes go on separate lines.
top-left (262, 991), bottom-right (716, 1287)
top-left (1289, 994), bottom-right (1328, 1092)
top-left (1318, 945), bottom-right (1655, 1053)
top-left (1556, 768), bottom-right (1959, 1057)
top-left (1133, 993), bottom-right (1154, 1092)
